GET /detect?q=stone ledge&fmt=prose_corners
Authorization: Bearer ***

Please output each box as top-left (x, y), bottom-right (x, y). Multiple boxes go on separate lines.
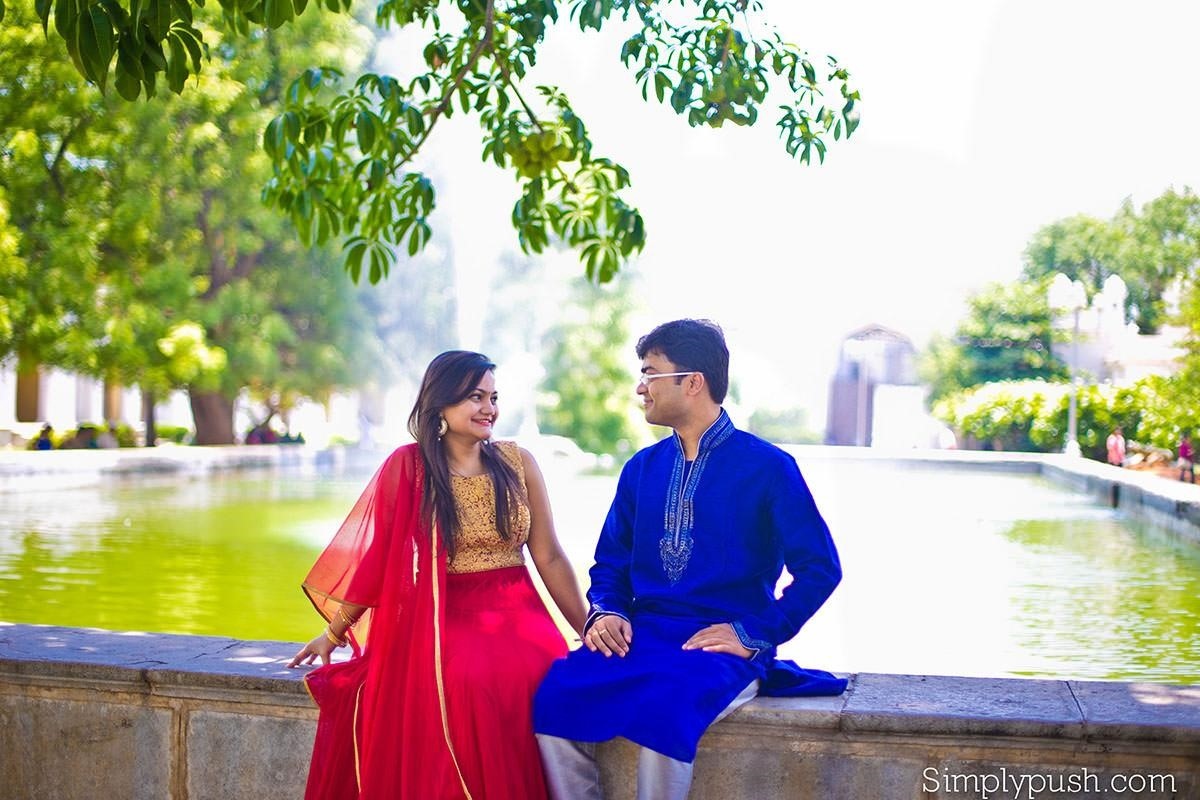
top-left (840, 673), bottom-right (1085, 740)
top-left (3, 624), bottom-right (1199, 800)
top-left (3, 623), bottom-right (1198, 743)
top-left (0, 624), bottom-right (314, 694)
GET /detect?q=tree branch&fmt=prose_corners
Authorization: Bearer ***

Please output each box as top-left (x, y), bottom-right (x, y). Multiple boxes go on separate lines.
top-left (488, 41), bottom-right (576, 189)
top-left (46, 117), bottom-right (90, 198)
top-left (390, 0), bottom-right (495, 175)
top-left (197, 190), bottom-right (232, 298)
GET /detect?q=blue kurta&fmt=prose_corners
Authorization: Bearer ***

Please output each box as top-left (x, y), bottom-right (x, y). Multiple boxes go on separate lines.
top-left (533, 410), bottom-right (845, 762)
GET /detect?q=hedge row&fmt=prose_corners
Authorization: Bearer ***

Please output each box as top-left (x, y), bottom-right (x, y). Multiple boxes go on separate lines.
top-left (931, 376), bottom-right (1195, 461)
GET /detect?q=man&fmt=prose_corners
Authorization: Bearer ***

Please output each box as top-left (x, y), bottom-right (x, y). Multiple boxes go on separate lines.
top-left (533, 319), bottom-right (844, 800)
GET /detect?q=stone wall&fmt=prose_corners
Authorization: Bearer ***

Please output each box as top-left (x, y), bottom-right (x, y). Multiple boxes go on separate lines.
top-left (2, 624), bottom-right (1198, 800)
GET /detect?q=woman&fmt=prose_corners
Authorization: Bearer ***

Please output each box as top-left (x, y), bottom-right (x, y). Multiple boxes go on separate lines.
top-left (289, 351), bottom-right (587, 799)
top-left (1179, 433), bottom-right (1195, 483)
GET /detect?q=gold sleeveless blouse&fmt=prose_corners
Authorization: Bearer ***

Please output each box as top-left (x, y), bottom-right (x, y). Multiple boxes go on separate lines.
top-left (446, 440), bottom-right (532, 574)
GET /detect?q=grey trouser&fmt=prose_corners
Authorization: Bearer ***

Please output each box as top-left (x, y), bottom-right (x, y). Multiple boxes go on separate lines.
top-left (536, 679), bottom-right (759, 800)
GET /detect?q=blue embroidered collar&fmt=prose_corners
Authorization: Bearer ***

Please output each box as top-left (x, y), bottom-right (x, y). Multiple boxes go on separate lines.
top-left (660, 409), bottom-right (736, 584)
top-left (672, 408), bottom-right (735, 459)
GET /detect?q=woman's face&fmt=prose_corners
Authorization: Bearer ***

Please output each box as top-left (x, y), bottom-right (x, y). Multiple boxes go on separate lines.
top-left (441, 370), bottom-right (498, 442)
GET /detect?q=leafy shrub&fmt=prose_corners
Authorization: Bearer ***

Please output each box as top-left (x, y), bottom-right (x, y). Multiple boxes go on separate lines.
top-left (154, 425), bottom-right (191, 445)
top-left (933, 376), bottom-right (1197, 459)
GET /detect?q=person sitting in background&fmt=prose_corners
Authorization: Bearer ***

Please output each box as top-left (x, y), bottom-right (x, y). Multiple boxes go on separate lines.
top-left (97, 423), bottom-right (118, 449)
top-left (59, 425), bottom-right (97, 450)
top-left (1106, 427), bottom-right (1126, 467)
top-left (245, 422), bottom-right (279, 445)
top-left (1179, 433), bottom-right (1195, 483)
top-left (34, 424), bottom-right (53, 451)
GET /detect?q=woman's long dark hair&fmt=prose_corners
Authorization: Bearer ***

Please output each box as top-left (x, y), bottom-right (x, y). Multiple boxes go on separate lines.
top-left (407, 351), bottom-right (527, 556)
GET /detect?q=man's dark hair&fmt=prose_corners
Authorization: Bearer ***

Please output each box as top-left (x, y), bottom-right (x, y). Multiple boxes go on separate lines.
top-left (636, 319), bottom-right (729, 404)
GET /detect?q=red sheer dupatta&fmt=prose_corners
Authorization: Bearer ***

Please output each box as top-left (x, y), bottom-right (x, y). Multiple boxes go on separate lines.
top-left (301, 444), bottom-right (475, 800)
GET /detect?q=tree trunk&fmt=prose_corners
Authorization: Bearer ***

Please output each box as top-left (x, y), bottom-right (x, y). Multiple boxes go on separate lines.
top-left (141, 389), bottom-right (157, 447)
top-left (103, 378), bottom-right (123, 424)
top-left (15, 353), bottom-right (41, 423)
top-left (189, 390), bottom-right (236, 445)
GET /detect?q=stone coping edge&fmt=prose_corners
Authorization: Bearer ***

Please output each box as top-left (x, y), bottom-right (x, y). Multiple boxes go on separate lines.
top-left (1, 623), bottom-right (1197, 744)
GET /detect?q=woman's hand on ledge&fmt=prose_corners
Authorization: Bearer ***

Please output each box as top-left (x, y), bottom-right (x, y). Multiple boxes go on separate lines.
top-left (288, 633), bottom-right (337, 668)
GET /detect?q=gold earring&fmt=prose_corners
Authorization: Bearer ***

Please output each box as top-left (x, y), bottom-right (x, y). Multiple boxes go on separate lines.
top-left (437, 416), bottom-right (448, 438)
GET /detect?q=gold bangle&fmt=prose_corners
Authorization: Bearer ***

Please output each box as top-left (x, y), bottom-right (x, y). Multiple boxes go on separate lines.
top-left (324, 627), bottom-right (347, 647)
top-left (337, 607), bottom-right (358, 628)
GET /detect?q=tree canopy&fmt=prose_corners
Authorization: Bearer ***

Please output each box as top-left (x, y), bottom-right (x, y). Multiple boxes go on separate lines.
top-left (537, 272), bottom-right (643, 457)
top-left (3, 0), bottom-right (861, 283)
top-left (0, 0), bottom-right (383, 443)
top-left (920, 279), bottom-right (1066, 404)
top-left (923, 187), bottom-right (1200, 404)
top-left (1022, 188), bottom-right (1200, 334)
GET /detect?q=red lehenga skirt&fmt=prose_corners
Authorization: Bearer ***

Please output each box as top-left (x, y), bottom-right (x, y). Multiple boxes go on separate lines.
top-left (304, 565), bottom-right (567, 800)
top-left (441, 565), bottom-right (568, 798)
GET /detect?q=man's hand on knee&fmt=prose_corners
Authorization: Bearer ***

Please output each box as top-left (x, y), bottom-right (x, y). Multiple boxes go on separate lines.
top-left (584, 614), bottom-right (633, 657)
top-left (681, 623), bottom-right (753, 659)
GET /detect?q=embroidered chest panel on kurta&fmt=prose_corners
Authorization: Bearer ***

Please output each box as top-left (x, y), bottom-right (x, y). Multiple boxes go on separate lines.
top-left (659, 412), bottom-right (735, 584)
top-left (447, 441), bottom-right (531, 574)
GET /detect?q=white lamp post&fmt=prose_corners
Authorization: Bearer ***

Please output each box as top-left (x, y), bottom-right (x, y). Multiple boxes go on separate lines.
top-left (1047, 273), bottom-right (1087, 457)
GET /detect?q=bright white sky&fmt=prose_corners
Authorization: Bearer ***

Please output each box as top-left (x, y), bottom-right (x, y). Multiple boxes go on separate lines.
top-left (386, 0), bottom-right (1200, 428)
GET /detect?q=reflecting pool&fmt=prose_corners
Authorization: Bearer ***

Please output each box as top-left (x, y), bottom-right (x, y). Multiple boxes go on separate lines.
top-left (1, 455), bottom-right (1197, 684)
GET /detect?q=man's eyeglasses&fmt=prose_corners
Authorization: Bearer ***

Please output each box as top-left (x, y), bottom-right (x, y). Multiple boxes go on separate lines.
top-left (637, 371), bottom-right (698, 387)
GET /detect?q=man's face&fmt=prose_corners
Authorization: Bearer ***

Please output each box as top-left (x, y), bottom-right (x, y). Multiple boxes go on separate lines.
top-left (636, 351), bottom-right (693, 428)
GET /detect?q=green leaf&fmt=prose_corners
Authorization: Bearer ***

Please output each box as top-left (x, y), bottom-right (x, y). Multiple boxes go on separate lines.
top-left (76, 4), bottom-right (115, 91)
top-left (55, 0), bottom-right (77, 40)
top-left (355, 110), bottom-right (375, 152)
top-left (115, 36), bottom-right (145, 82)
top-left (168, 0), bottom-right (191, 25)
top-left (263, 116), bottom-right (284, 159)
top-left (343, 237), bottom-right (368, 283)
top-left (114, 60), bottom-right (142, 99)
top-left (292, 204), bottom-right (312, 244)
top-left (654, 71), bottom-right (670, 103)
top-left (35, 0), bottom-right (51, 33)
top-left (264, 0), bottom-right (292, 28)
top-left (368, 245), bottom-right (389, 284)
top-left (146, 0), bottom-right (171, 40)
top-left (141, 56), bottom-right (158, 96)
top-left (312, 205), bottom-right (331, 244)
top-left (166, 31), bottom-right (187, 93)
top-left (367, 158), bottom-right (387, 187)
top-left (406, 220), bottom-right (429, 256)
top-left (141, 37), bottom-right (167, 70)
top-left (620, 34), bottom-right (643, 64)
top-left (404, 105), bottom-right (424, 136)
top-left (174, 25), bottom-right (203, 71)
top-left (0, 0), bottom-right (7, 24)
top-left (282, 110), bottom-right (301, 143)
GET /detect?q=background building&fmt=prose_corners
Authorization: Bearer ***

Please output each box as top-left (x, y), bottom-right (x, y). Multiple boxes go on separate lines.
top-left (826, 324), bottom-right (924, 447)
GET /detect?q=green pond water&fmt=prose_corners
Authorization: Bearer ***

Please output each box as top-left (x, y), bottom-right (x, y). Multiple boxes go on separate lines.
top-left (1, 457), bottom-right (1198, 684)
